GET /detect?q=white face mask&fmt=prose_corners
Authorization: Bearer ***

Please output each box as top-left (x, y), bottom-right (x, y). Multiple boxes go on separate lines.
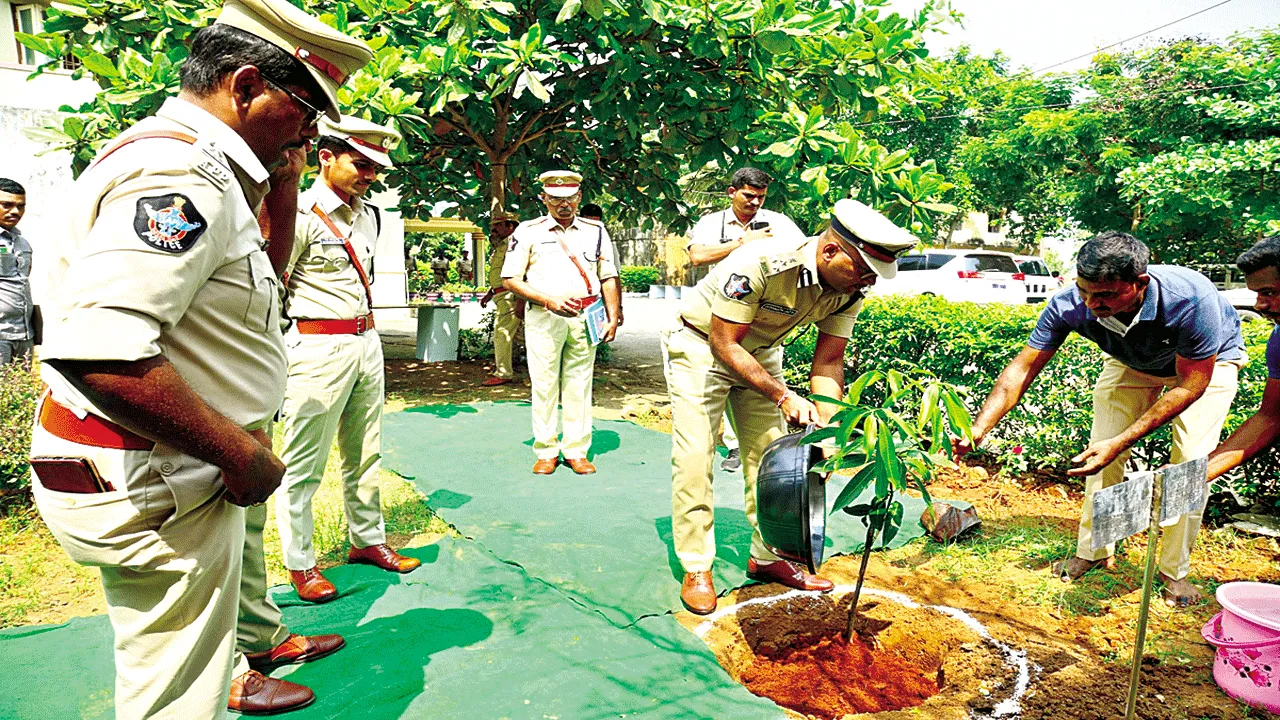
top-left (1097, 311), bottom-right (1142, 337)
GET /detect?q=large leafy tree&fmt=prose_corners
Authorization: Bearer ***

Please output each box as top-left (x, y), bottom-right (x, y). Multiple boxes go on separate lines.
top-left (925, 31), bottom-right (1280, 260)
top-left (22, 0), bottom-right (959, 235)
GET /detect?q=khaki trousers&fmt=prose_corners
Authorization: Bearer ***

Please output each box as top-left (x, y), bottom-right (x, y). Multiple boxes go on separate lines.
top-left (524, 306), bottom-right (595, 460)
top-left (492, 291), bottom-right (521, 380)
top-left (663, 327), bottom-right (783, 572)
top-left (31, 425), bottom-right (243, 720)
top-left (1076, 358), bottom-right (1240, 579)
top-left (276, 331), bottom-right (386, 571)
top-left (232, 502), bottom-right (290, 674)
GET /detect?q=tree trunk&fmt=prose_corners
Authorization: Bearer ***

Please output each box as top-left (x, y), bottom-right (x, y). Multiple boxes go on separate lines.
top-left (488, 160), bottom-right (508, 218)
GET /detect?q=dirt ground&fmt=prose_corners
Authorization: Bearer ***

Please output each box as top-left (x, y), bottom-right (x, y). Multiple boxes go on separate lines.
top-left (677, 463), bottom-right (1280, 720)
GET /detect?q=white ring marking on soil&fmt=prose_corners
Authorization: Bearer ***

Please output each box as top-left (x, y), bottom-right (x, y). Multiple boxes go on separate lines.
top-left (693, 584), bottom-right (1033, 718)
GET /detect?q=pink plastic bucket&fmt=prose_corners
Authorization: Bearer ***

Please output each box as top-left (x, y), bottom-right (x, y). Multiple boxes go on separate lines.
top-left (1201, 581), bottom-right (1280, 713)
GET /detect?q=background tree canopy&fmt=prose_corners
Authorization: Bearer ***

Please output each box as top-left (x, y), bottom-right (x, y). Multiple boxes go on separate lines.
top-left (890, 30), bottom-right (1280, 262)
top-left (20, 0), bottom-right (961, 236)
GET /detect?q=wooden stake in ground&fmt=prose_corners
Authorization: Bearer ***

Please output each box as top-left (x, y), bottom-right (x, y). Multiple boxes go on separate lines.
top-left (1088, 457), bottom-right (1208, 720)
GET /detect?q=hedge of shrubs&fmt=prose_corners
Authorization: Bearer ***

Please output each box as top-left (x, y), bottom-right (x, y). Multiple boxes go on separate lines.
top-left (619, 265), bottom-right (662, 293)
top-left (782, 295), bottom-right (1278, 510)
top-left (0, 359), bottom-right (41, 493)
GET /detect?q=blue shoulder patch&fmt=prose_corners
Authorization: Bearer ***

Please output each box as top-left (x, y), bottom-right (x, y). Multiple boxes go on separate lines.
top-left (133, 194), bottom-right (207, 253)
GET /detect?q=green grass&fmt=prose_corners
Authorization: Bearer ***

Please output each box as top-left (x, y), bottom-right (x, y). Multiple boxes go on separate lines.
top-left (260, 424), bottom-right (455, 584)
top-left (888, 517), bottom-right (1165, 617)
top-left (0, 431), bottom-right (452, 627)
top-left (0, 504), bottom-right (99, 628)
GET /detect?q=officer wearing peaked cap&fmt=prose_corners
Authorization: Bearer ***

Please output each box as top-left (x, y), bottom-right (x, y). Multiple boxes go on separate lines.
top-left (665, 198), bottom-right (917, 615)
top-left (275, 115), bottom-right (421, 607)
top-left (29, 1), bottom-right (370, 717)
top-left (481, 209), bottom-right (523, 386)
top-left (502, 170), bottom-right (622, 475)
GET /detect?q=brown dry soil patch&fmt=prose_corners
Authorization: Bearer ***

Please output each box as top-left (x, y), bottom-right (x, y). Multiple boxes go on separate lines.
top-left (384, 356), bottom-right (672, 429)
top-left (677, 464), bottom-right (1280, 720)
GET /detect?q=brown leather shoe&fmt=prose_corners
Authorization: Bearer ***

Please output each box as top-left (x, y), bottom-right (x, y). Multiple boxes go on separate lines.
top-left (533, 457), bottom-right (559, 474)
top-left (481, 375), bottom-right (513, 386)
top-left (564, 457), bottom-right (596, 475)
top-left (289, 568), bottom-right (337, 604)
top-left (348, 543), bottom-right (421, 573)
top-left (228, 670), bottom-right (314, 715)
top-left (747, 558), bottom-right (834, 592)
top-left (681, 571), bottom-right (717, 615)
top-left (245, 633), bottom-right (345, 673)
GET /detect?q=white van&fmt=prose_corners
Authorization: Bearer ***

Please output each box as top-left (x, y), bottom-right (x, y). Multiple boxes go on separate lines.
top-left (1014, 255), bottom-right (1063, 303)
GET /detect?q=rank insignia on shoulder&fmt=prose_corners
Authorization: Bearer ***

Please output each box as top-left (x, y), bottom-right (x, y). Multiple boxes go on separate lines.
top-left (723, 273), bottom-right (753, 300)
top-left (133, 194), bottom-right (206, 253)
top-left (763, 252), bottom-right (802, 275)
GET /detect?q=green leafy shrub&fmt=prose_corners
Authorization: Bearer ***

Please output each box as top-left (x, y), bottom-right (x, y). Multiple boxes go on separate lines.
top-left (619, 266), bottom-right (662, 293)
top-left (0, 359), bottom-right (42, 494)
top-left (784, 295), bottom-right (1278, 510)
top-left (459, 309), bottom-right (496, 361)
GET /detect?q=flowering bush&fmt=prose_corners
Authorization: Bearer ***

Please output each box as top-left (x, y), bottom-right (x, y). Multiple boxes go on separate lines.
top-left (783, 294), bottom-right (1278, 511)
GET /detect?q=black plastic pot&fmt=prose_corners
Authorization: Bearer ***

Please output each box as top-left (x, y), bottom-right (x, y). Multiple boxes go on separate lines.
top-left (755, 428), bottom-right (826, 574)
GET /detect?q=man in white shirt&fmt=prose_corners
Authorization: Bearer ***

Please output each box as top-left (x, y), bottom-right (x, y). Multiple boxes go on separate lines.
top-left (686, 168), bottom-right (805, 471)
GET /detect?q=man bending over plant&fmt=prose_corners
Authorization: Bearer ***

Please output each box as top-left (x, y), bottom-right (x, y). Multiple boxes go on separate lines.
top-left (954, 232), bottom-right (1246, 608)
top-left (664, 199), bottom-right (918, 615)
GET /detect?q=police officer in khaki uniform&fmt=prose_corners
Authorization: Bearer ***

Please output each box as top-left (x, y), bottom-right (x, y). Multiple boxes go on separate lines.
top-left (502, 171), bottom-right (621, 474)
top-left (276, 115), bottom-right (421, 604)
top-left (480, 210), bottom-right (521, 386)
top-left (666, 199), bottom-right (917, 614)
top-left (29, 1), bottom-right (371, 716)
top-left (686, 168), bottom-right (806, 472)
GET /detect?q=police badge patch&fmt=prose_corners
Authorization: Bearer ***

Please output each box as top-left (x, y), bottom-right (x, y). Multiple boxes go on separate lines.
top-left (723, 273), bottom-right (753, 300)
top-left (133, 194), bottom-right (207, 253)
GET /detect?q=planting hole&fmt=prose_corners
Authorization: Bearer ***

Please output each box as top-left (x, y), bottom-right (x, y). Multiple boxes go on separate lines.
top-left (700, 588), bottom-right (1023, 719)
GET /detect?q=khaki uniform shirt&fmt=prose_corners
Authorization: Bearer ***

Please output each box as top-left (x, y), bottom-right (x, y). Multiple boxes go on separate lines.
top-left (40, 97), bottom-right (286, 429)
top-left (285, 182), bottom-right (377, 320)
top-left (486, 237), bottom-right (509, 291)
top-left (679, 234), bottom-right (863, 354)
top-left (501, 215), bottom-right (619, 296)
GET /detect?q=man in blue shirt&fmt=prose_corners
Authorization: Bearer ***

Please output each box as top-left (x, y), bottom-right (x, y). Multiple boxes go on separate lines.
top-left (954, 231), bottom-right (1245, 607)
top-left (1206, 235), bottom-right (1280, 502)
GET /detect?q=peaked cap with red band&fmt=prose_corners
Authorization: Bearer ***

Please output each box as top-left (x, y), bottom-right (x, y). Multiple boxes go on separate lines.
top-left (319, 115), bottom-right (402, 168)
top-left (215, 0), bottom-right (373, 122)
top-left (830, 199), bottom-right (919, 280)
top-left (538, 170), bottom-right (583, 198)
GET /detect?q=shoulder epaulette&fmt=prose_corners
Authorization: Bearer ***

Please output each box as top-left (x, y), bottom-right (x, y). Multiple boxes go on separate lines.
top-left (760, 249), bottom-right (804, 276)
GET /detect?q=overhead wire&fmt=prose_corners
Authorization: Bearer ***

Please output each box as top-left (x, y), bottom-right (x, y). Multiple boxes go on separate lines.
top-left (982, 0), bottom-right (1241, 88)
top-left (850, 76), bottom-right (1272, 129)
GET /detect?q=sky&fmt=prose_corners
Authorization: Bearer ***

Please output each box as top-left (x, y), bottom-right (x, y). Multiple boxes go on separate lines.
top-left (887, 0), bottom-right (1280, 74)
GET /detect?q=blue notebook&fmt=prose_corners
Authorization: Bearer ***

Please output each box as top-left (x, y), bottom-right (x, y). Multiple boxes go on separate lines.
top-left (583, 298), bottom-right (609, 345)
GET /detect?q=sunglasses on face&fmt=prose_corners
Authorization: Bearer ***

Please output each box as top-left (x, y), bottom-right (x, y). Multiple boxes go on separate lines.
top-left (262, 76), bottom-right (323, 129)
